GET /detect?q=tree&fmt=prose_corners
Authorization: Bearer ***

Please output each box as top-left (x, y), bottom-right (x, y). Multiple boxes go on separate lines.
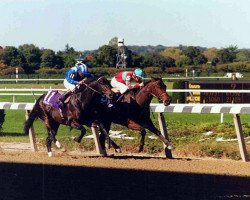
top-left (193, 54), bottom-right (207, 66)
top-left (131, 53), bottom-right (145, 68)
top-left (63, 55), bottom-right (76, 68)
top-left (175, 55), bottom-right (191, 67)
top-left (160, 48), bottom-right (182, 61)
top-left (235, 49), bottom-right (250, 62)
top-left (54, 54), bottom-right (64, 69)
top-left (40, 49), bottom-right (56, 68)
top-left (141, 53), bottom-right (175, 70)
top-left (18, 44), bottom-right (41, 72)
top-left (58, 44), bottom-right (78, 68)
top-left (160, 47), bottom-right (191, 67)
top-left (97, 45), bottom-right (117, 67)
top-left (0, 46), bottom-right (26, 68)
top-left (183, 46), bottom-right (207, 65)
top-left (64, 44), bottom-right (75, 54)
top-left (202, 48), bottom-right (218, 62)
top-left (108, 37), bottom-right (118, 47)
top-left (217, 46), bottom-right (238, 64)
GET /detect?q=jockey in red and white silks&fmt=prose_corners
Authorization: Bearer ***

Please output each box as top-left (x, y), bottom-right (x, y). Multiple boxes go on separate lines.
top-left (111, 68), bottom-right (145, 94)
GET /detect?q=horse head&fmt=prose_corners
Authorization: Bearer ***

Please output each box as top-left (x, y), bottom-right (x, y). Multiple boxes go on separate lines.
top-left (145, 78), bottom-right (171, 106)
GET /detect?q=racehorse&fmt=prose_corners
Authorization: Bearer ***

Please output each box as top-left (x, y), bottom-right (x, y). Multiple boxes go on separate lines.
top-left (24, 76), bottom-right (114, 157)
top-left (74, 77), bottom-right (172, 153)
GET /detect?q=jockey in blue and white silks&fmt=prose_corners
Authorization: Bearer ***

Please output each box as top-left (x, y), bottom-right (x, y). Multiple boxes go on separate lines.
top-left (64, 63), bottom-right (92, 91)
top-left (58, 57), bottom-right (93, 107)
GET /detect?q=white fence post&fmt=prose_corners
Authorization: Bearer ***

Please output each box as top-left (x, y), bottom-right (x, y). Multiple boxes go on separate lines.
top-left (91, 124), bottom-right (107, 156)
top-left (220, 113), bottom-right (224, 123)
top-left (158, 113), bottom-right (172, 159)
top-left (233, 114), bottom-right (249, 162)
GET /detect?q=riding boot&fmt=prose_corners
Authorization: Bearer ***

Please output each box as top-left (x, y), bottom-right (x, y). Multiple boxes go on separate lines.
top-left (58, 90), bottom-right (73, 108)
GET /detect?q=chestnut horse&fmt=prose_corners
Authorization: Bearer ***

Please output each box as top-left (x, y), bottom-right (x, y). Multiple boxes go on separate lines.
top-left (75, 77), bottom-right (172, 153)
top-left (24, 76), bottom-right (114, 156)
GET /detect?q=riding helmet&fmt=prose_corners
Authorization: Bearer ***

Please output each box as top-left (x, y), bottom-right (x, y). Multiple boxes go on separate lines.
top-left (134, 68), bottom-right (145, 78)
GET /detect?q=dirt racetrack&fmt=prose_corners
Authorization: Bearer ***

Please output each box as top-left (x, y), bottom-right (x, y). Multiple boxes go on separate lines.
top-left (0, 150), bottom-right (250, 200)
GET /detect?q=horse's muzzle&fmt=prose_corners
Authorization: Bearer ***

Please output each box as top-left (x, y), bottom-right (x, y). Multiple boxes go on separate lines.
top-left (163, 98), bottom-right (171, 106)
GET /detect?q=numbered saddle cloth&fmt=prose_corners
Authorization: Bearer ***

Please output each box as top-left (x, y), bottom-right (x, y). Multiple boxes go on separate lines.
top-left (43, 90), bottom-right (62, 109)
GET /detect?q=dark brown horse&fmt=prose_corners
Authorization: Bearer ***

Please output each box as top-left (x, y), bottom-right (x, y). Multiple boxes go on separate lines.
top-left (24, 76), bottom-right (114, 156)
top-left (75, 77), bottom-right (172, 153)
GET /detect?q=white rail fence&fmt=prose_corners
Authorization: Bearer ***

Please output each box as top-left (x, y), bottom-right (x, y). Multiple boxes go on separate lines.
top-left (0, 102), bottom-right (249, 161)
top-left (0, 77), bottom-right (230, 82)
top-left (0, 88), bottom-right (247, 104)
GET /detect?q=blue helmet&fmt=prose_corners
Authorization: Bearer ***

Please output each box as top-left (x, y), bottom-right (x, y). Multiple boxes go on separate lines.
top-left (134, 68), bottom-right (145, 78)
top-left (75, 57), bottom-right (86, 65)
top-left (77, 64), bottom-right (89, 74)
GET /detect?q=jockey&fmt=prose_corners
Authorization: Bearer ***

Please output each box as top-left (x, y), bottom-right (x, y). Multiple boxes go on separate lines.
top-left (111, 68), bottom-right (145, 94)
top-left (58, 56), bottom-right (92, 107)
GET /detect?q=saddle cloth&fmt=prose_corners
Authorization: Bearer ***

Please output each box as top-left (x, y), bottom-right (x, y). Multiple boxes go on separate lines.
top-left (43, 90), bottom-right (62, 109)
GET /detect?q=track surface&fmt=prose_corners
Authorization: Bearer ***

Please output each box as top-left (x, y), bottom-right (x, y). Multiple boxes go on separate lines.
top-left (0, 150), bottom-right (250, 200)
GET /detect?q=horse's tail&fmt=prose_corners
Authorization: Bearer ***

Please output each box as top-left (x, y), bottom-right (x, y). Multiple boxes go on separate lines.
top-left (23, 95), bottom-right (44, 135)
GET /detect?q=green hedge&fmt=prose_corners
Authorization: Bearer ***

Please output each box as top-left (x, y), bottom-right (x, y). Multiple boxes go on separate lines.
top-left (171, 80), bottom-right (186, 103)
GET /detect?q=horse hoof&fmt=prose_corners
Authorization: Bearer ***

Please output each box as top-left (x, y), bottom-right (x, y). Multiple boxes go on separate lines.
top-left (115, 148), bottom-right (122, 153)
top-left (48, 152), bottom-right (52, 157)
top-left (55, 141), bottom-right (61, 148)
top-left (101, 152), bottom-right (107, 157)
top-left (137, 146), bottom-right (143, 152)
top-left (73, 137), bottom-right (81, 143)
top-left (61, 147), bottom-right (67, 152)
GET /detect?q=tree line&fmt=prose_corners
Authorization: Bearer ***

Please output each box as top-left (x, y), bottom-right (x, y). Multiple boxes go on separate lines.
top-left (0, 37), bottom-right (250, 75)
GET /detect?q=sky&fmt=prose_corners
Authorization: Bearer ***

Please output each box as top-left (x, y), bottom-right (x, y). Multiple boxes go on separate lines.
top-left (1, 0), bottom-right (250, 51)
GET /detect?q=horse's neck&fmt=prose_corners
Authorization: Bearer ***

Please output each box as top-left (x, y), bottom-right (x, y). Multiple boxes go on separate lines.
top-left (135, 86), bottom-right (153, 107)
top-left (74, 89), bottom-right (96, 108)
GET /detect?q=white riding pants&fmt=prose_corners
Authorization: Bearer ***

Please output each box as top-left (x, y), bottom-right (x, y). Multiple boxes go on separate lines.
top-left (64, 79), bottom-right (76, 91)
top-left (111, 78), bottom-right (128, 94)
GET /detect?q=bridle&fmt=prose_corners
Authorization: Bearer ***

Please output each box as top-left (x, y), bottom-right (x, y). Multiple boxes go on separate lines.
top-left (145, 81), bottom-right (168, 102)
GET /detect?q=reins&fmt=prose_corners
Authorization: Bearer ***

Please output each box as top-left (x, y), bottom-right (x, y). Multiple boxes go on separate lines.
top-left (80, 77), bottom-right (103, 95)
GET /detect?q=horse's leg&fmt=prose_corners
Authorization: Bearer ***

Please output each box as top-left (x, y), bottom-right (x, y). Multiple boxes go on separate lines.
top-left (50, 122), bottom-right (61, 148)
top-left (44, 116), bottom-right (60, 157)
top-left (46, 134), bottom-right (53, 157)
top-left (97, 122), bottom-right (121, 153)
top-left (127, 120), bottom-right (146, 152)
top-left (73, 126), bottom-right (86, 143)
top-left (145, 119), bottom-right (172, 149)
top-left (70, 120), bottom-right (86, 143)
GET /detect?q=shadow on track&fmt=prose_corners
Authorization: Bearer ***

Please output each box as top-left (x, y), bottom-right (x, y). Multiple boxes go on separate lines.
top-left (0, 132), bottom-right (27, 137)
top-left (108, 154), bottom-right (193, 161)
top-left (0, 162), bottom-right (249, 200)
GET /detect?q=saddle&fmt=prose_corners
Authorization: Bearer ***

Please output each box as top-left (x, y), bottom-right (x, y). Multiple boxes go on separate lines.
top-left (43, 90), bottom-right (70, 109)
top-left (111, 88), bottom-right (136, 103)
